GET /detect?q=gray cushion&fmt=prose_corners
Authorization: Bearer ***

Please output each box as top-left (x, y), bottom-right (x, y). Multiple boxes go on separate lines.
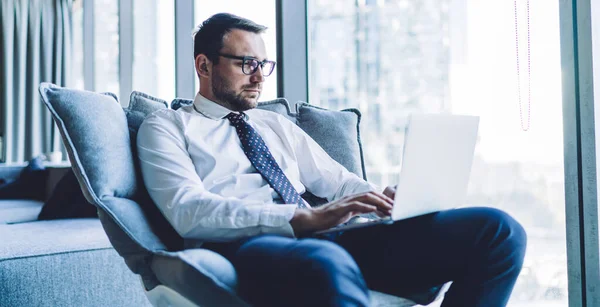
top-left (125, 91), bottom-right (183, 250)
top-left (296, 102), bottom-right (366, 180)
top-left (126, 91), bottom-right (168, 135)
top-left (0, 219), bottom-right (150, 307)
top-left (254, 98), bottom-right (297, 123)
top-left (0, 248), bottom-right (151, 307)
top-left (151, 249), bottom-right (249, 306)
top-left (38, 84), bottom-right (181, 277)
top-left (0, 219), bottom-right (112, 259)
top-left (0, 200), bottom-right (43, 224)
top-left (39, 83), bottom-right (138, 202)
top-left (170, 98), bottom-right (190, 112)
top-left (0, 166), bottom-right (25, 183)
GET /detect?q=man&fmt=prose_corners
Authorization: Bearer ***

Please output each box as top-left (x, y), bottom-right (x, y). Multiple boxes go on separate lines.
top-left (137, 13), bottom-right (527, 307)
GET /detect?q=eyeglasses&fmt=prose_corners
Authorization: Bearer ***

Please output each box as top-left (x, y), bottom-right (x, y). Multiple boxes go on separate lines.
top-left (218, 53), bottom-right (276, 77)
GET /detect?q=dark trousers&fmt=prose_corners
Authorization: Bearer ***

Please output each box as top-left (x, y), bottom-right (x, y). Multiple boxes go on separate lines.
top-left (203, 207), bottom-right (527, 307)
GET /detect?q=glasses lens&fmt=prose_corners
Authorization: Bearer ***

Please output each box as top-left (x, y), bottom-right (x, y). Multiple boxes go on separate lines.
top-left (263, 61), bottom-right (276, 77)
top-left (243, 58), bottom-right (259, 75)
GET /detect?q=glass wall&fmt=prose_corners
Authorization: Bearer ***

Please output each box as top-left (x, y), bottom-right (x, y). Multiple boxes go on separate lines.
top-left (94, 0), bottom-right (120, 96)
top-left (308, 0), bottom-right (567, 306)
top-left (194, 0), bottom-right (278, 100)
top-left (77, 0), bottom-right (176, 102)
top-left (132, 0), bottom-right (175, 100)
top-left (592, 0), bottom-right (600, 279)
top-left (71, 1), bottom-right (276, 103)
top-left (72, 0), bottom-right (84, 90)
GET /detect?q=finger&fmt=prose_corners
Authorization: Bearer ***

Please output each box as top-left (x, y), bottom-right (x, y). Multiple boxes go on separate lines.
top-left (345, 201), bottom-right (378, 215)
top-left (383, 186), bottom-right (396, 200)
top-left (364, 191), bottom-right (394, 206)
top-left (358, 194), bottom-right (393, 215)
top-left (321, 201), bottom-right (377, 226)
top-left (377, 190), bottom-right (395, 204)
top-left (354, 192), bottom-right (394, 211)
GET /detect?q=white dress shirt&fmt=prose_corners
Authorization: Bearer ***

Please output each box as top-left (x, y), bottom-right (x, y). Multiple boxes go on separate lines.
top-left (137, 94), bottom-right (377, 242)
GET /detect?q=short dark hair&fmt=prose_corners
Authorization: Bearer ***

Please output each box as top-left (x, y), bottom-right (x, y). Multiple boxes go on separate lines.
top-left (193, 13), bottom-right (267, 64)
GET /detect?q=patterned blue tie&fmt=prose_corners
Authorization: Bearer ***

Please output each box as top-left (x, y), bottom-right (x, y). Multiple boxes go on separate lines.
top-left (226, 112), bottom-right (308, 208)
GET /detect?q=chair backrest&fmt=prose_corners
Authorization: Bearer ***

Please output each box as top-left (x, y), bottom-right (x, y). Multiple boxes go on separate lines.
top-left (39, 84), bottom-right (367, 287)
top-left (39, 86), bottom-right (181, 286)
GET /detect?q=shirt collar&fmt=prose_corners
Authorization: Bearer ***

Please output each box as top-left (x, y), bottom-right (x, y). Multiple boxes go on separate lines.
top-left (192, 94), bottom-right (249, 121)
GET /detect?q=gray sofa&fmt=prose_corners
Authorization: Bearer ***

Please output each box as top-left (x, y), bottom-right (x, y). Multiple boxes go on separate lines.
top-left (0, 166), bottom-right (151, 307)
top-left (0, 84), bottom-right (445, 307)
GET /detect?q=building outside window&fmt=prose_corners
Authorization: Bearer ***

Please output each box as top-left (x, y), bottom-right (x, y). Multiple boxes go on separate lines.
top-left (72, 0), bottom-right (84, 90)
top-left (308, 0), bottom-right (567, 306)
top-left (132, 0), bottom-right (175, 101)
top-left (94, 0), bottom-right (120, 97)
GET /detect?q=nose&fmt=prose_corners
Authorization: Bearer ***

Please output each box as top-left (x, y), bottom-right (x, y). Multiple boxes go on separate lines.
top-left (250, 65), bottom-right (264, 83)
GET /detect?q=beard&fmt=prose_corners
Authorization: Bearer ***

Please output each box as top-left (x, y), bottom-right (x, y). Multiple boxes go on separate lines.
top-left (211, 72), bottom-right (260, 112)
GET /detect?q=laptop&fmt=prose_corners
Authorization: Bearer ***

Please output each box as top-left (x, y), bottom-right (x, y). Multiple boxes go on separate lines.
top-left (313, 113), bottom-right (480, 235)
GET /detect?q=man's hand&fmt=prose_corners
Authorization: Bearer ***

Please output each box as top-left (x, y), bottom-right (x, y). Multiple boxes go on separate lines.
top-left (290, 191), bottom-right (393, 236)
top-left (383, 185), bottom-right (397, 199)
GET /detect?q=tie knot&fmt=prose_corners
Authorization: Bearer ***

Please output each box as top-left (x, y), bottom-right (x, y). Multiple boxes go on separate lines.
top-left (226, 112), bottom-right (245, 124)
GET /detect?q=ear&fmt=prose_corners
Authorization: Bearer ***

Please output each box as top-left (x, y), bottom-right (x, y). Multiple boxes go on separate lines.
top-left (195, 54), bottom-right (211, 78)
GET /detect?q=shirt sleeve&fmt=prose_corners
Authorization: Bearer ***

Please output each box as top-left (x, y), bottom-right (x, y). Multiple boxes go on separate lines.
top-left (282, 117), bottom-right (379, 201)
top-left (137, 110), bottom-right (297, 242)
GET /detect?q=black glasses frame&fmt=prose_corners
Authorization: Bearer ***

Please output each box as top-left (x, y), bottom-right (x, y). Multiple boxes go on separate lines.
top-left (218, 53), bottom-right (276, 77)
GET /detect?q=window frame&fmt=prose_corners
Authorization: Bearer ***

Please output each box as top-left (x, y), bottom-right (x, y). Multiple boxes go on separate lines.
top-left (276, 0), bottom-right (308, 104)
top-left (559, 0), bottom-right (600, 306)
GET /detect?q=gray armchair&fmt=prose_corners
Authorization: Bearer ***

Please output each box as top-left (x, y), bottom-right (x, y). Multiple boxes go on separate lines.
top-left (39, 83), bottom-right (446, 307)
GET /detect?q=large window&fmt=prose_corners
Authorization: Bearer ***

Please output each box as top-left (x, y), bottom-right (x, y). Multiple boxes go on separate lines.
top-left (592, 0), bottom-right (600, 281)
top-left (94, 0), bottom-right (120, 96)
top-left (73, 0), bottom-right (175, 102)
top-left (72, 0), bottom-right (84, 90)
top-left (132, 0), bottom-right (175, 100)
top-left (308, 0), bottom-right (567, 306)
top-left (71, 1), bottom-right (276, 103)
top-left (194, 0), bottom-right (278, 101)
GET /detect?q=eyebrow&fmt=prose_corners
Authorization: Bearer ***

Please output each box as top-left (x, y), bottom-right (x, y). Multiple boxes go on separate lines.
top-left (233, 55), bottom-right (271, 62)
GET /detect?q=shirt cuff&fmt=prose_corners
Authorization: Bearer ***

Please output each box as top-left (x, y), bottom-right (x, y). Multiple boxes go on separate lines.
top-left (352, 180), bottom-right (380, 194)
top-left (258, 203), bottom-right (297, 224)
